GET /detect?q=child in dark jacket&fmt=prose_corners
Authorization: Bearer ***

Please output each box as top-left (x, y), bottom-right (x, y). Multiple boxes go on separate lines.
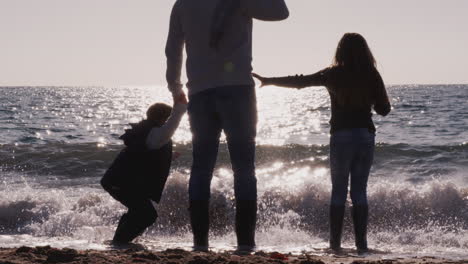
top-left (101, 94), bottom-right (187, 245)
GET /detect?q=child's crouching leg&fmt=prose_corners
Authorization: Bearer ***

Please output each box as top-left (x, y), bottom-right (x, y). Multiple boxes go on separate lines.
top-left (112, 199), bottom-right (158, 244)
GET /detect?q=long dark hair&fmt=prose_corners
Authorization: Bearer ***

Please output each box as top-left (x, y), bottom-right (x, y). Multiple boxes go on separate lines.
top-left (331, 33), bottom-right (380, 107)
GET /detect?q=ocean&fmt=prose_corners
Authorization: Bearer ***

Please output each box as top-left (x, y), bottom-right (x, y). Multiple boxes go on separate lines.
top-left (0, 85), bottom-right (467, 259)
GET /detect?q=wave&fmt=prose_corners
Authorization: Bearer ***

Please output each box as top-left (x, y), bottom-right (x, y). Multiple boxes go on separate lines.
top-left (1, 142), bottom-right (467, 178)
top-left (0, 140), bottom-right (467, 253)
top-left (0, 174), bottom-right (466, 250)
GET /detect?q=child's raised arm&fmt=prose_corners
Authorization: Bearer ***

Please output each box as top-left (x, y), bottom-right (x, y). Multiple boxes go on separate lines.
top-left (146, 95), bottom-right (187, 150)
top-left (253, 69), bottom-right (329, 89)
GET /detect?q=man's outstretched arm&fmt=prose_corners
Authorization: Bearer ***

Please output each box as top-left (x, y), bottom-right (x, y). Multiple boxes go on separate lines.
top-left (241, 0), bottom-right (289, 21)
top-left (165, 1), bottom-right (185, 97)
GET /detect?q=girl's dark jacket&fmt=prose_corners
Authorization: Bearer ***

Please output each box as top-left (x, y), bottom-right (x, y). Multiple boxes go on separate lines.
top-left (100, 120), bottom-right (172, 203)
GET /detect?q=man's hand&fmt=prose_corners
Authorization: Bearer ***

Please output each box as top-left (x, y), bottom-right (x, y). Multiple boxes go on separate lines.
top-left (174, 92), bottom-right (188, 105)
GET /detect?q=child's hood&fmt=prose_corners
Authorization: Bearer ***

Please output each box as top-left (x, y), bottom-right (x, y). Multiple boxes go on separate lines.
top-left (119, 120), bottom-right (158, 147)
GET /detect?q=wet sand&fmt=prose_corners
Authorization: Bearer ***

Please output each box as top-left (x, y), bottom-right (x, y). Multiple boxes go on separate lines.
top-left (0, 246), bottom-right (466, 264)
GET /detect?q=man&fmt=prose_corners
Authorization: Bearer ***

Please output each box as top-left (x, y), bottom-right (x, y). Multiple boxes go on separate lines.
top-left (165, 0), bottom-right (289, 252)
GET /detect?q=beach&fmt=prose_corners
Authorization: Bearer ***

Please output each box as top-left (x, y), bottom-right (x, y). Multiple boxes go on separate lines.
top-left (2, 0), bottom-right (468, 262)
top-left (1, 246), bottom-right (466, 264)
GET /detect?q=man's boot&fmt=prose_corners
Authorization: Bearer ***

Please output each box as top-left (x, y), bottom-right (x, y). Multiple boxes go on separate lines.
top-left (235, 200), bottom-right (257, 252)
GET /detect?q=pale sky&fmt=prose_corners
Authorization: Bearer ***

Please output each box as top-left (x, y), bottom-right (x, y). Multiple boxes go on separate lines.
top-left (1, 0), bottom-right (467, 86)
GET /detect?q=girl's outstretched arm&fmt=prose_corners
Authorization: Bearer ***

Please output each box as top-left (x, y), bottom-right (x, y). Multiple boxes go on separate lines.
top-left (253, 69), bottom-right (329, 89)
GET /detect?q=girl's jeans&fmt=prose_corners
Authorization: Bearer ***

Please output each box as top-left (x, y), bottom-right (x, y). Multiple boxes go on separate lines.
top-left (329, 128), bottom-right (375, 206)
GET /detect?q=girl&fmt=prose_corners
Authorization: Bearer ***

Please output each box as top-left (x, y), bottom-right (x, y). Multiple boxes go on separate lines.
top-left (253, 33), bottom-right (391, 253)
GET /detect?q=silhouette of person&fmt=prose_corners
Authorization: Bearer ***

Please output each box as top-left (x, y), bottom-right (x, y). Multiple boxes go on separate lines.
top-left (253, 33), bottom-right (391, 254)
top-left (101, 96), bottom-right (187, 245)
top-left (165, 0), bottom-right (289, 252)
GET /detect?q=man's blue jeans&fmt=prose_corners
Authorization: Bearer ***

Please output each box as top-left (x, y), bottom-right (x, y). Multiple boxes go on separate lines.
top-left (188, 85), bottom-right (257, 201)
top-left (329, 128), bottom-right (375, 206)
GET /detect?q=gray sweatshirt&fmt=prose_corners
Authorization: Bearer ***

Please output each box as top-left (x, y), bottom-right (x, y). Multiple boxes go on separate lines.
top-left (166, 0), bottom-right (289, 96)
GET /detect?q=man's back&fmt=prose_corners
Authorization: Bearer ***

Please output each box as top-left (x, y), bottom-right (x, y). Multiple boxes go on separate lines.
top-left (166, 0), bottom-right (289, 96)
top-left (165, 0), bottom-right (289, 251)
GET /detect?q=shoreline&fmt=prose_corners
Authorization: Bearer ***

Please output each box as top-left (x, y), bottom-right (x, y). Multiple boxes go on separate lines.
top-left (0, 246), bottom-right (466, 264)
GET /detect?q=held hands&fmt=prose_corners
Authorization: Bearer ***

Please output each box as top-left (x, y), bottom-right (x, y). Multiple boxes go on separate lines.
top-left (252, 73), bottom-right (269, 88)
top-left (174, 92), bottom-right (188, 105)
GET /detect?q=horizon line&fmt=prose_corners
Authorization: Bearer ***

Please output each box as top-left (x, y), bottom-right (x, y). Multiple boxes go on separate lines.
top-left (1, 83), bottom-right (468, 88)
